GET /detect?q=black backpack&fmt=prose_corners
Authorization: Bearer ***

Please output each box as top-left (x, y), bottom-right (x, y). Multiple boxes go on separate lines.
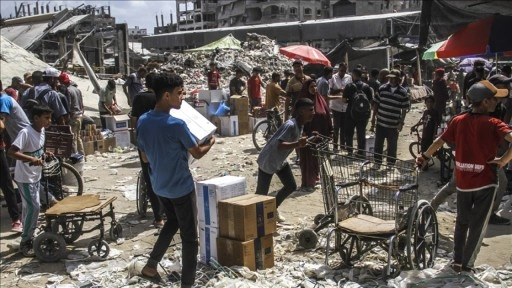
top-left (350, 83), bottom-right (371, 121)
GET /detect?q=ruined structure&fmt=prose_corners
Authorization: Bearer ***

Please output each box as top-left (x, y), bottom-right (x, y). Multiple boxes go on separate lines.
top-left (0, 2), bottom-right (130, 75)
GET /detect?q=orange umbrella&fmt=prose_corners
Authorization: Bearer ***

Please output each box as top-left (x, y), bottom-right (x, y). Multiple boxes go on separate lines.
top-left (279, 45), bottom-right (331, 66)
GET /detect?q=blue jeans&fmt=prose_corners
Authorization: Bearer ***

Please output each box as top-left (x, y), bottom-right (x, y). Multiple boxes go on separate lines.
top-left (146, 191), bottom-right (198, 286)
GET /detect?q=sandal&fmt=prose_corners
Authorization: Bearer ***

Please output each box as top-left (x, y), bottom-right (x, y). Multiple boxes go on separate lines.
top-left (141, 266), bottom-right (162, 283)
top-left (153, 220), bottom-right (164, 229)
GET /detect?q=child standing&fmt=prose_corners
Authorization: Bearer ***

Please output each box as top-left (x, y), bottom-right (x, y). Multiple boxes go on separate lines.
top-left (8, 105), bottom-right (54, 256)
top-left (410, 95), bottom-right (439, 153)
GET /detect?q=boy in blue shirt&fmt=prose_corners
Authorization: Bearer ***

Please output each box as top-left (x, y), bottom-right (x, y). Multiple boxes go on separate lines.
top-left (137, 73), bottom-right (215, 287)
top-left (8, 105), bottom-right (54, 256)
top-left (256, 98), bottom-right (315, 222)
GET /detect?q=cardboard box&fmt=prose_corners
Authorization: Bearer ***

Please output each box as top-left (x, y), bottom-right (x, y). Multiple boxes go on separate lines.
top-left (230, 95), bottom-right (249, 114)
top-left (199, 225), bottom-right (218, 265)
top-left (95, 139), bottom-right (107, 153)
top-left (217, 235), bottom-right (274, 271)
top-left (218, 194), bottom-right (276, 241)
top-left (238, 122), bottom-right (250, 135)
top-left (101, 114), bottom-right (130, 131)
top-left (114, 130), bottom-right (131, 148)
top-left (219, 115), bottom-right (239, 137)
top-left (104, 137), bottom-right (116, 151)
top-left (196, 176), bottom-right (247, 227)
top-left (83, 141), bottom-right (95, 156)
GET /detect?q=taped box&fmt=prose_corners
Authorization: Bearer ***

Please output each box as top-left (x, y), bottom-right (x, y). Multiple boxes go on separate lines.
top-left (199, 225), bottom-right (218, 265)
top-left (101, 114), bottom-right (130, 131)
top-left (217, 234), bottom-right (274, 271)
top-left (114, 130), bottom-right (131, 148)
top-left (218, 194), bottom-right (276, 241)
top-left (196, 176), bottom-right (247, 227)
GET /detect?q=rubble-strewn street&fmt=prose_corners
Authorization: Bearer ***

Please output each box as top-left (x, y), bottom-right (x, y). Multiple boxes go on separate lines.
top-left (1, 34), bottom-right (512, 287)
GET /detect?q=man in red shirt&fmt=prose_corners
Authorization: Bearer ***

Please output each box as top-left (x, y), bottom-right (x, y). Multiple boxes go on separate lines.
top-left (418, 80), bottom-right (512, 273)
top-left (247, 67), bottom-right (264, 110)
top-left (207, 62), bottom-right (221, 90)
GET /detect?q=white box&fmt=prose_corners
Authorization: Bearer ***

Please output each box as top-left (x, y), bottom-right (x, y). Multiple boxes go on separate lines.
top-left (196, 176), bottom-right (247, 227)
top-left (249, 116), bottom-right (266, 131)
top-left (220, 115), bottom-right (239, 137)
top-left (170, 101), bottom-right (216, 144)
top-left (199, 225), bottom-right (218, 265)
top-left (114, 130), bottom-right (131, 148)
top-left (198, 89), bottom-right (224, 103)
top-left (102, 114), bottom-right (130, 131)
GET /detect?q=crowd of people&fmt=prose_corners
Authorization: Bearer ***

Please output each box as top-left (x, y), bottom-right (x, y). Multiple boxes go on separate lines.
top-left (1, 57), bottom-right (512, 286)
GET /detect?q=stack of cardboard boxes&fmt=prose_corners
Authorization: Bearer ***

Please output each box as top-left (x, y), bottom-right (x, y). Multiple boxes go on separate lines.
top-left (217, 194), bottom-right (276, 271)
top-left (196, 176), bottom-right (247, 265)
top-left (102, 114), bottom-right (131, 148)
top-left (81, 124), bottom-right (116, 155)
top-left (230, 95), bottom-right (250, 135)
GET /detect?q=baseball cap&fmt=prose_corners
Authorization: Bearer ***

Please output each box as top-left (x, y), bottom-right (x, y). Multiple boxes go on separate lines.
top-left (11, 76), bottom-right (24, 84)
top-left (43, 67), bottom-right (61, 78)
top-left (59, 72), bottom-right (71, 84)
top-left (467, 80), bottom-right (509, 103)
top-left (387, 69), bottom-right (400, 78)
top-left (488, 74), bottom-right (512, 86)
top-left (292, 60), bottom-right (304, 66)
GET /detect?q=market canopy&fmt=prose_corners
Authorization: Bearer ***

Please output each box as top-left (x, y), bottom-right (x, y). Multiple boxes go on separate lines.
top-left (436, 14), bottom-right (512, 58)
top-left (185, 34), bottom-right (242, 52)
top-left (422, 40), bottom-right (447, 60)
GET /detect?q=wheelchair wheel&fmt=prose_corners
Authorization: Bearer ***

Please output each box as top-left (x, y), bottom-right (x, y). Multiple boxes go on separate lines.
top-left (136, 170), bottom-right (149, 217)
top-left (109, 223), bottom-right (123, 241)
top-left (51, 218), bottom-right (82, 244)
top-left (88, 239), bottom-right (110, 258)
top-left (298, 228), bottom-right (318, 249)
top-left (34, 232), bottom-right (67, 262)
top-left (406, 200), bottom-right (439, 270)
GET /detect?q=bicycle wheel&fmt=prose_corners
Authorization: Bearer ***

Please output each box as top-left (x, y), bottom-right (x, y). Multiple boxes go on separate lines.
top-left (252, 120), bottom-right (277, 151)
top-left (409, 141), bottom-right (421, 159)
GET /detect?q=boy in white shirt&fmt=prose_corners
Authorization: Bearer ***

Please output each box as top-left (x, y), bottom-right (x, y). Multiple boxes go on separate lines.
top-left (8, 105), bottom-right (54, 257)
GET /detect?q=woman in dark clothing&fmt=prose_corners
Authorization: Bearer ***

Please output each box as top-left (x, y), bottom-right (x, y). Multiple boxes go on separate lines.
top-left (297, 79), bottom-right (333, 192)
top-left (432, 68), bottom-right (450, 122)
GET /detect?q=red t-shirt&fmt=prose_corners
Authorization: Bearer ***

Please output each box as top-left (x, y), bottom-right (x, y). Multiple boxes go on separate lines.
top-left (441, 113), bottom-right (511, 191)
top-left (247, 75), bottom-right (262, 100)
top-left (207, 70), bottom-right (220, 90)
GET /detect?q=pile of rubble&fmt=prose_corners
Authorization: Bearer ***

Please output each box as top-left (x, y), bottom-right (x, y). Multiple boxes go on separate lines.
top-left (160, 33), bottom-right (294, 94)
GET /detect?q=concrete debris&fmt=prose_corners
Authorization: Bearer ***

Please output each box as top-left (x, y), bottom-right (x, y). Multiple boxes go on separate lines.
top-left (161, 33), bottom-right (293, 96)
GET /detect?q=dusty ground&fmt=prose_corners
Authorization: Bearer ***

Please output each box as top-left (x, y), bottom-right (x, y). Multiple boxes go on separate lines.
top-left (1, 102), bottom-right (511, 287)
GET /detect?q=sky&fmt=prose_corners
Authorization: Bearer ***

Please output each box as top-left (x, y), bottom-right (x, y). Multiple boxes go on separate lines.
top-left (0, 1), bottom-right (185, 34)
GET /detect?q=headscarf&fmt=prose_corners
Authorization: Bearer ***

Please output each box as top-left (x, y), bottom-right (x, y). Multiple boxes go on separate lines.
top-left (298, 78), bottom-right (332, 136)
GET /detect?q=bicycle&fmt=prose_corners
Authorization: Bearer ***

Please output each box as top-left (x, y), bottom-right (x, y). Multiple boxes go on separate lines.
top-left (409, 126), bottom-right (435, 168)
top-left (252, 107), bottom-right (284, 151)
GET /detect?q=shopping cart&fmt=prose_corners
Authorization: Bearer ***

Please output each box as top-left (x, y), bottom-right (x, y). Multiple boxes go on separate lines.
top-left (305, 139), bottom-right (439, 276)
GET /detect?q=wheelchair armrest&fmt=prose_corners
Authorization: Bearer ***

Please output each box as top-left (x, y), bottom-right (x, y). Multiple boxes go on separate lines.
top-left (399, 183), bottom-right (418, 192)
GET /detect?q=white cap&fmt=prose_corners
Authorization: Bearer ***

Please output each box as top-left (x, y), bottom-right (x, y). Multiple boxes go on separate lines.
top-left (43, 67), bottom-right (61, 77)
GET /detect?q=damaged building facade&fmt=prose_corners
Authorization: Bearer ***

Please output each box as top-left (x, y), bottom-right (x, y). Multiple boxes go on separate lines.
top-left (0, 2), bottom-right (130, 75)
top-left (146, 0), bottom-right (422, 52)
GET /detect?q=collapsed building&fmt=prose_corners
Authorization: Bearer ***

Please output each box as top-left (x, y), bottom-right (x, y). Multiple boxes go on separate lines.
top-left (0, 3), bottom-right (130, 75)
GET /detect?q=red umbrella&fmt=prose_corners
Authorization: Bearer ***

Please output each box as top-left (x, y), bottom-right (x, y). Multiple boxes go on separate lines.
top-left (279, 45), bottom-right (331, 66)
top-left (437, 14), bottom-right (512, 58)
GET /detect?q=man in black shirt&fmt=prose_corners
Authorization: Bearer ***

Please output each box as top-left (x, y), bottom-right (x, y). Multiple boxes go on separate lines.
top-left (343, 68), bottom-right (373, 157)
top-left (130, 72), bottom-right (164, 228)
top-left (229, 69), bottom-right (246, 100)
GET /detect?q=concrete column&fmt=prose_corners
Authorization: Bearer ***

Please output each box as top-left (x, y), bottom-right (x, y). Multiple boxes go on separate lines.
top-left (98, 37), bottom-right (105, 74)
top-left (59, 35), bottom-right (67, 63)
